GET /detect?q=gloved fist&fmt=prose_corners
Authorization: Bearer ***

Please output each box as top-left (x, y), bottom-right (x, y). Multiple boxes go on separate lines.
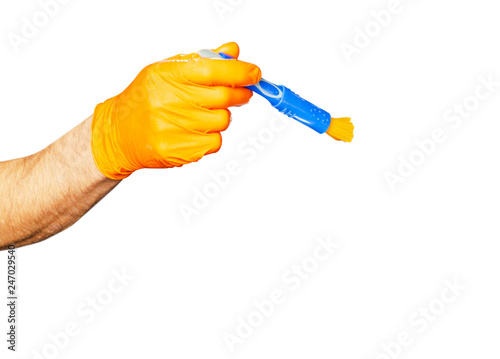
top-left (91, 42), bottom-right (261, 180)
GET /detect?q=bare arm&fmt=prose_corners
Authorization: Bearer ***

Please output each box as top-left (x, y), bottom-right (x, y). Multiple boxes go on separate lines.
top-left (0, 115), bottom-right (120, 250)
top-left (0, 42), bottom-right (259, 250)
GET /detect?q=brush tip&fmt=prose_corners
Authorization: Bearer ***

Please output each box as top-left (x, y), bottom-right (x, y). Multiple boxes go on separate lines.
top-left (326, 117), bottom-right (354, 142)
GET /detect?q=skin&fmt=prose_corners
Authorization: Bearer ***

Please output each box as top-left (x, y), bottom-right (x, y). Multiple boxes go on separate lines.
top-left (0, 43), bottom-right (258, 251)
top-left (0, 115), bottom-right (120, 250)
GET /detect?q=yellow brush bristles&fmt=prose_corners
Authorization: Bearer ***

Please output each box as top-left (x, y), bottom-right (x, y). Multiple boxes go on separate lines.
top-left (326, 117), bottom-right (354, 142)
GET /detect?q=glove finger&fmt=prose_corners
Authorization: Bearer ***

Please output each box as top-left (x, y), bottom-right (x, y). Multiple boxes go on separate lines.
top-left (191, 108), bottom-right (231, 133)
top-left (203, 132), bottom-right (223, 155)
top-left (192, 86), bottom-right (253, 109)
top-left (153, 131), bottom-right (221, 165)
top-left (214, 42), bottom-right (240, 59)
top-left (163, 107), bottom-right (231, 133)
top-left (182, 58), bottom-right (261, 87)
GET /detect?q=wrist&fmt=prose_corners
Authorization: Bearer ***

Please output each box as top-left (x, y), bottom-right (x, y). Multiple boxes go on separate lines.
top-left (90, 98), bottom-right (131, 180)
top-left (85, 113), bottom-right (122, 183)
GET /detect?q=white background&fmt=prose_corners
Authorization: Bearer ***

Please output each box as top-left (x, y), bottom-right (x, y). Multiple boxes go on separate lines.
top-left (1, 0), bottom-right (500, 358)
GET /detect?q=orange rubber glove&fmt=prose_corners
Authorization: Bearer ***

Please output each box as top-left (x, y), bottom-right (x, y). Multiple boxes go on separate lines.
top-left (91, 42), bottom-right (261, 180)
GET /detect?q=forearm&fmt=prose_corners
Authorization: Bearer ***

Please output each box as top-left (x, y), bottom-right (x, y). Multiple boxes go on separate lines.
top-left (0, 43), bottom-right (259, 250)
top-left (0, 115), bottom-right (120, 250)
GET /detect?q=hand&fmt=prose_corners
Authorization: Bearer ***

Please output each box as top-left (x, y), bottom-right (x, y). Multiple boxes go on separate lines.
top-left (91, 42), bottom-right (261, 180)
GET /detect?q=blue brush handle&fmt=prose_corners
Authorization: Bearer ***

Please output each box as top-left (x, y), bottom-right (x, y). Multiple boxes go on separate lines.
top-left (199, 50), bottom-right (331, 134)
